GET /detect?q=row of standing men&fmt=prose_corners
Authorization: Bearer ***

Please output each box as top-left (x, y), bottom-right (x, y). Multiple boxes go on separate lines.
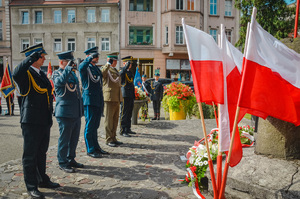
top-left (12, 43), bottom-right (164, 199)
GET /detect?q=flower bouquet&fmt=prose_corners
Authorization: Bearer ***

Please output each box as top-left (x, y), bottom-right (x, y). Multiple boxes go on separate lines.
top-left (239, 125), bottom-right (255, 147)
top-left (135, 86), bottom-right (150, 121)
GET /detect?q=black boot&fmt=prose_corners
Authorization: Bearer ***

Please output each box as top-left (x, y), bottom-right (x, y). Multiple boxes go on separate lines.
top-left (152, 113), bottom-right (157, 120)
top-left (157, 113), bottom-right (160, 120)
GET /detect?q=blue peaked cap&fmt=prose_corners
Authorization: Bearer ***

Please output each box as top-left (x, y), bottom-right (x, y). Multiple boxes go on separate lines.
top-left (57, 51), bottom-right (74, 60)
top-left (84, 46), bottom-right (98, 55)
top-left (142, 74), bottom-right (147, 78)
top-left (21, 43), bottom-right (47, 57)
top-left (154, 72), bottom-right (160, 76)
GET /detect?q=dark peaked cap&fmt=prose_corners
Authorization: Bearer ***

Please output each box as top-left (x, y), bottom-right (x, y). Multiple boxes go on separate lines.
top-left (84, 46), bottom-right (99, 55)
top-left (57, 51), bottom-right (74, 60)
top-left (121, 56), bottom-right (133, 62)
top-left (21, 43), bottom-right (47, 57)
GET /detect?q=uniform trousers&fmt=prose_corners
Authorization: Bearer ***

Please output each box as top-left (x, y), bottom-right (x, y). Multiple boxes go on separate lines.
top-left (84, 105), bottom-right (102, 153)
top-left (21, 123), bottom-right (51, 191)
top-left (153, 100), bottom-right (161, 114)
top-left (104, 101), bottom-right (120, 143)
top-left (56, 117), bottom-right (81, 166)
top-left (120, 97), bottom-right (134, 134)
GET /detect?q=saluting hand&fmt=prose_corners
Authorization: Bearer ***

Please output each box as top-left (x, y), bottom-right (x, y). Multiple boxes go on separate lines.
top-left (29, 50), bottom-right (43, 62)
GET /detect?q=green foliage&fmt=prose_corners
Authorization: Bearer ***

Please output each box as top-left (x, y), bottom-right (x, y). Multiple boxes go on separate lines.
top-left (235, 0), bottom-right (295, 50)
top-left (192, 103), bottom-right (217, 119)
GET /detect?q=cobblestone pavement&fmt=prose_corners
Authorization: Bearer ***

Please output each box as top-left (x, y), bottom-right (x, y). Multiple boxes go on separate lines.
top-left (0, 115), bottom-right (224, 199)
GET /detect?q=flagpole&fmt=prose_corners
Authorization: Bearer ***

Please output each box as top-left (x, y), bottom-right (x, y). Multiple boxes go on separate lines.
top-left (197, 102), bottom-right (218, 198)
top-left (294, 0), bottom-right (299, 38)
top-left (218, 8), bottom-right (256, 199)
top-left (216, 104), bottom-right (223, 194)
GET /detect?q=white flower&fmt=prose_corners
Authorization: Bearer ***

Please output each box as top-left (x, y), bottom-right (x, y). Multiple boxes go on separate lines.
top-left (203, 161), bottom-right (208, 165)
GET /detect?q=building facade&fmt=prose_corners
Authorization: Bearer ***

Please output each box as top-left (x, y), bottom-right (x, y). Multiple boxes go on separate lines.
top-left (120, 0), bottom-right (239, 80)
top-left (10, 0), bottom-right (119, 72)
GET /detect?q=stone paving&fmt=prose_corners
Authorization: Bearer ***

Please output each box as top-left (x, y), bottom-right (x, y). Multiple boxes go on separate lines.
top-left (0, 117), bottom-right (223, 199)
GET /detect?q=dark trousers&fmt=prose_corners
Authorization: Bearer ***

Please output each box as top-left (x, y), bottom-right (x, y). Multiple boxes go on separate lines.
top-left (153, 100), bottom-right (161, 114)
top-left (56, 117), bottom-right (81, 166)
top-left (84, 105), bottom-right (102, 153)
top-left (120, 97), bottom-right (134, 133)
top-left (17, 96), bottom-right (23, 111)
top-left (21, 123), bottom-right (51, 191)
top-left (5, 95), bottom-right (14, 115)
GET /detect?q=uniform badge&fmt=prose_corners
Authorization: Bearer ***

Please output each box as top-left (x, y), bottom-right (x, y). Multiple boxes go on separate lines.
top-left (69, 83), bottom-right (74, 88)
top-left (94, 75), bottom-right (97, 78)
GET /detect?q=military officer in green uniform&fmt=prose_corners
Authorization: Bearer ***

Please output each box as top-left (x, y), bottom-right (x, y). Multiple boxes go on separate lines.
top-left (150, 72), bottom-right (164, 120)
top-left (119, 56), bottom-right (135, 137)
top-left (13, 43), bottom-right (60, 199)
top-left (101, 52), bottom-right (123, 147)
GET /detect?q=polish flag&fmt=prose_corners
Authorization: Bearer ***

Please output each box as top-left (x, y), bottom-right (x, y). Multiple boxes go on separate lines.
top-left (239, 18), bottom-right (300, 126)
top-left (182, 19), bottom-right (224, 105)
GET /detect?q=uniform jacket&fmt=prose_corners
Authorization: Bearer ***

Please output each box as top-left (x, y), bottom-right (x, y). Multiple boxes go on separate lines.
top-left (12, 56), bottom-right (53, 125)
top-left (150, 81), bottom-right (164, 101)
top-left (53, 66), bottom-right (83, 118)
top-left (120, 67), bottom-right (135, 98)
top-left (101, 63), bottom-right (123, 102)
top-left (79, 56), bottom-right (104, 108)
top-left (142, 81), bottom-right (151, 96)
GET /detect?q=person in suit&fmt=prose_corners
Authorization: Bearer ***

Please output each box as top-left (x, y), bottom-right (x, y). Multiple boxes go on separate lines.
top-left (12, 43), bottom-right (60, 199)
top-left (141, 75), bottom-right (150, 119)
top-left (79, 46), bottom-right (108, 158)
top-left (53, 51), bottom-right (84, 173)
top-left (101, 52), bottom-right (123, 147)
top-left (119, 56), bottom-right (135, 137)
top-left (150, 72), bottom-right (164, 120)
top-left (5, 93), bottom-right (14, 115)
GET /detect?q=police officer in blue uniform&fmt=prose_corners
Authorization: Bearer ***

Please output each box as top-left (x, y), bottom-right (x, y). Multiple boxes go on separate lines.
top-left (79, 46), bottom-right (108, 158)
top-left (12, 43), bottom-right (60, 199)
top-left (53, 51), bottom-right (84, 173)
top-left (119, 56), bottom-right (135, 137)
top-left (150, 72), bottom-right (164, 120)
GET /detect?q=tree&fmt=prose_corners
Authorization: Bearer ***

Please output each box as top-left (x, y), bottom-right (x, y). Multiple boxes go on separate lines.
top-left (235, 0), bottom-right (295, 50)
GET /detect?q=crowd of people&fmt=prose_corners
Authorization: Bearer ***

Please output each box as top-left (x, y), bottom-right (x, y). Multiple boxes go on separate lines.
top-left (5, 43), bottom-right (164, 199)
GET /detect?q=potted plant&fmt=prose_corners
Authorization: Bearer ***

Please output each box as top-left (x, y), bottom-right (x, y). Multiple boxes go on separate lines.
top-left (162, 82), bottom-right (196, 120)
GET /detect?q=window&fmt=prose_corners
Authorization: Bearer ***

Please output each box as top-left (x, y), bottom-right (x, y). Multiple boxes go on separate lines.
top-left (176, 0), bottom-right (183, 10)
top-left (54, 38), bottom-right (62, 52)
top-left (165, 26), bottom-right (168, 44)
top-left (101, 38), bottom-right (110, 51)
top-left (34, 38), bottom-right (42, 44)
top-left (225, 0), bottom-right (232, 16)
top-left (210, 0), bottom-right (217, 15)
top-left (35, 11), bottom-right (42, 24)
top-left (187, 0), bottom-right (194, 11)
top-left (101, 9), bottom-right (110, 22)
top-left (87, 37), bottom-right (96, 49)
top-left (225, 30), bottom-right (232, 43)
top-left (54, 10), bottom-right (62, 23)
top-left (68, 10), bottom-right (76, 23)
top-left (210, 29), bottom-right (217, 42)
top-left (129, 0), bottom-right (153, 12)
top-left (87, 9), bottom-right (96, 23)
top-left (175, 26), bottom-right (184, 44)
top-left (68, 38), bottom-right (76, 51)
top-left (21, 39), bottom-right (30, 51)
top-left (22, 11), bottom-right (29, 24)
top-left (0, 21), bottom-right (2, 41)
top-left (129, 26), bottom-right (153, 45)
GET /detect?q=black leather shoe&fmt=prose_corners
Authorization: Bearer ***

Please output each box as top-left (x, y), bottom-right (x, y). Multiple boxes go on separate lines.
top-left (59, 165), bottom-right (75, 173)
top-left (69, 161), bottom-right (84, 168)
top-left (151, 117), bottom-right (157, 120)
top-left (39, 181), bottom-right (60, 189)
top-left (28, 189), bottom-right (44, 199)
top-left (87, 152), bottom-right (102, 158)
top-left (107, 142), bottom-right (117, 147)
top-left (96, 148), bottom-right (109, 155)
top-left (114, 140), bottom-right (123, 145)
top-left (120, 133), bottom-right (131, 137)
top-left (128, 130), bottom-right (136, 134)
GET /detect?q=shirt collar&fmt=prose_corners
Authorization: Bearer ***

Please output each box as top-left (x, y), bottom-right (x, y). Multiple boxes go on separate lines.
top-left (30, 66), bottom-right (41, 75)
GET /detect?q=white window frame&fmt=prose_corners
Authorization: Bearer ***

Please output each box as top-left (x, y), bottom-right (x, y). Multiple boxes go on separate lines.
top-left (210, 0), bottom-right (217, 15)
top-left (34, 10), bottom-right (43, 24)
top-left (87, 37), bottom-right (96, 49)
top-left (101, 8), bottom-right (110, 22)
top-left (225, 0), bottom-right (232, 16)
top-left (20, 10), bottom-right (29, 24)
top-left (34, 38), bottom-right (43, 45)
top-left (187, 0), bottom-right (195, 11)
top-left (53, 9), bottom-right (62, 24)
top-left (67, 9), bottom-right (76, 23)
top-left (225, 29), bottom-right (232, 43)
top-left (175, 25), bottom-right (184, 44)
top-left (101, 37), bottom-right (110, 51)
top-left (54, 38), bottom-right (62, 52)
top-left (176, 0), bottom-right (184, 10)
top-left (67, 38), bottom-right (76, 51)
top-left (87, 8), bottom-right (96, 23)
top-left (21, 38), bottom-right (30, 51)
top-left (210, 29), bottom-right (217, 42)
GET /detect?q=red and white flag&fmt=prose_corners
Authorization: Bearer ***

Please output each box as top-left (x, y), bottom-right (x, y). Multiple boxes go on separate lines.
top-left (239, 19), bottom-right (300, 126)
top-left (182, 19), bottom-right (224, 105)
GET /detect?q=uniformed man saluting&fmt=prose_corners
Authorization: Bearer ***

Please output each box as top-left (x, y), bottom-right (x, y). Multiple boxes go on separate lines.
top-left (150, 72), bottom-right (164, 120)
top-left (53, 51), bottom-right (84, 173)
top-left (101, 52), bottom-right (123, 147)
top-left (79, 46), bottom-right (108, 158)
top-left (13, 43), bottom-right (60, 199)
top-left (119, 56), bottom-right (135, 137)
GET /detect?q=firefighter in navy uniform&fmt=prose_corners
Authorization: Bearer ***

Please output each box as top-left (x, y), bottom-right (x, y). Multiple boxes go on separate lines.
top-left (12, 43), bottom-right (60, 199)
top-left (119, 56), bottom-right (135, 137)
top-left (150, 72), bottom-right (164, 120)
top-left (53, 51), bottom-right (84, 173)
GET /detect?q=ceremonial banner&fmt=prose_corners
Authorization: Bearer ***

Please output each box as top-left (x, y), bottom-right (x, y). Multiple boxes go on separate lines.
top-left (0, 63), bottom-right (15, 98)
top-left (134, 68), bottom-right (142, 88)
top-left (183, 20), bottom-right (224, 105)
top-left (239, 19), bottom-right (300, 126)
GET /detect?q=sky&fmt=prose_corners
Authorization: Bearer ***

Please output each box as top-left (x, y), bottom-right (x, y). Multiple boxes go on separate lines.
top-left (284, 0), bottom-right (296, 5)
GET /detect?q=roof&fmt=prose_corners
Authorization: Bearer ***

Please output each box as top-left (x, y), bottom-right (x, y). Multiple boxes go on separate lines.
top-left (10, 0), bottom-right (119, 6)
